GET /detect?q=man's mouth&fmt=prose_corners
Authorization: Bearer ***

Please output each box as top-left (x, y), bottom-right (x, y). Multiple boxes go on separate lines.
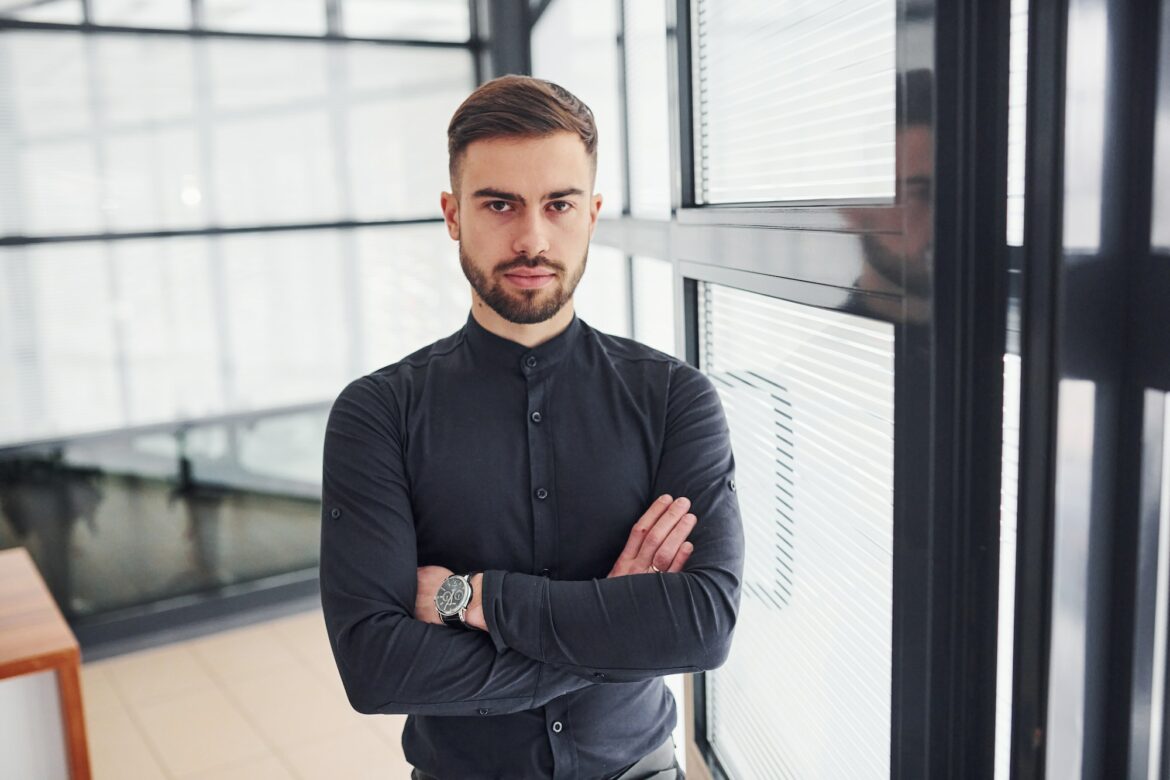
top-left (502, 268), bottom-right (556, 289)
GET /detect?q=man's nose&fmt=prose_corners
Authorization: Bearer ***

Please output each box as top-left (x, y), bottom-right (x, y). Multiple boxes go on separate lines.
top-left (512, 210), bottom-right (550, 258)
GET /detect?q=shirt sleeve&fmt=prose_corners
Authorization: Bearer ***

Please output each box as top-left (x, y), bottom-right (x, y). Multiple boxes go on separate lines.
top-left (319, 375), bottom-right (595, 715)
top-left (480, 363), bottom-right (745, 682)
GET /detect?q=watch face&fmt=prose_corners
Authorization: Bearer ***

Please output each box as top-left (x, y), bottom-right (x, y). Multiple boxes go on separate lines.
top-left (435, 576), bottom-right (469, 617)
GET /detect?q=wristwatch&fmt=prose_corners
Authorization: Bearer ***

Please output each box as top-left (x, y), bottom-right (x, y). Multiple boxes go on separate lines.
top-left (435, 572), bottom-right (479, 629)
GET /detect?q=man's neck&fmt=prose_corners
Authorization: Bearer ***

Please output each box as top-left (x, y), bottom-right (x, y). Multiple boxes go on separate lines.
top-left (469, 295), bottom-right (576, 348)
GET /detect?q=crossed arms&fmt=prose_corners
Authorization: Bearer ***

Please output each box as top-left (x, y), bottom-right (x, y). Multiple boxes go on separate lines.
top-left (318, 366), bottom-right (744, 716)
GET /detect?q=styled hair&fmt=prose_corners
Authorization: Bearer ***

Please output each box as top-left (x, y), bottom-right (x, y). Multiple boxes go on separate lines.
top-left (447, 75), bottom-right (598, 191)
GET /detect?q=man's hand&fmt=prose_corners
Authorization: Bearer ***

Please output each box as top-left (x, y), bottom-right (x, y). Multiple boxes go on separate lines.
top-left (416, 565), bottom-right (454, 625)
top-left (607, 495), bottom-right (696, 578)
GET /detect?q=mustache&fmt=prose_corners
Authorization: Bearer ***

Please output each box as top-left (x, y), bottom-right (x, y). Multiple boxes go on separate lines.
top-left (495, 256), bottom-right (565, 274)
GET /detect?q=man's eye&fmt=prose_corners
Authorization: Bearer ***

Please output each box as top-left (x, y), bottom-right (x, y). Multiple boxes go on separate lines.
top-left (487, 201), bottom-right (512, 213)
top-left (548, 201), bottom-right (571, 213)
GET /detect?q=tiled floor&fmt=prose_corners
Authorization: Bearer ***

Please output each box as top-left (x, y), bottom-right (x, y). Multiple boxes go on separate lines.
top-left (81, 608), bottom-right (413, 779)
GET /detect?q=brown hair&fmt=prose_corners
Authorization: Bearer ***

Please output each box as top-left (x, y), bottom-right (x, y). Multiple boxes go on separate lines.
top-left (447, 75), bottom-right (598, 192)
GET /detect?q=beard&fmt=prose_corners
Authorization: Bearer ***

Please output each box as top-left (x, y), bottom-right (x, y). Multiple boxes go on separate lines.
top-left (459, 244), bottom-right (588, 325)
top-left (858, 233), bottom-right (933, 297)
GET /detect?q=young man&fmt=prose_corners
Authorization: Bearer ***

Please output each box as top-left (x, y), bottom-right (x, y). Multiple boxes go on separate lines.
top-left (319, 75), bottom-right (744, 780)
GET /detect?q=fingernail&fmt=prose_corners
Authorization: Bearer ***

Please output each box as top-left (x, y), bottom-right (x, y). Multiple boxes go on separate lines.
top-left (683, 542), bottom-right (693, 552)
top-left (659, 494), bottom-right (672, 504)
top-left (684, 514), bottom-right (696, 523)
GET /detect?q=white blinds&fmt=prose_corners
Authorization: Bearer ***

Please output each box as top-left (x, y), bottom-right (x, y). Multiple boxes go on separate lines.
top-left (693, 0), bottom-right (897, 204)
top-left (700, 283), bottom-right (895, 778)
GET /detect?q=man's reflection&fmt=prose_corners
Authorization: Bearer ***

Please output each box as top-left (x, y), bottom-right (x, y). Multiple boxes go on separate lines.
top-left (845, 68), bottom-right (934, 323)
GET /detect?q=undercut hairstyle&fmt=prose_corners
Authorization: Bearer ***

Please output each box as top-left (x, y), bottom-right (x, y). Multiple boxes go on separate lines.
top-left (447, 75), bottom-right (598, 194)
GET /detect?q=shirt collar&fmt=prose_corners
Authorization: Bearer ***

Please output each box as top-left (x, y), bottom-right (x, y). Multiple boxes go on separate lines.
top-left (463, 311), bottom-right (582, 374)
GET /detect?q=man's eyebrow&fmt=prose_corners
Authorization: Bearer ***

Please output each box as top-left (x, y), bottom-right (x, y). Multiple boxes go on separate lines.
top-left (470, 187), bottom-right (586, 204)
top-left (473, 188), bottom-right (525, 204)
top-left (545, 188), bottom-right (585, 200)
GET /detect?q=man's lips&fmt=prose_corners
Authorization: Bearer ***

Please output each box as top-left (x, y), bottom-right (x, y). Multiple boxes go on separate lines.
top-left (502, 269), bottom-right (556, 289)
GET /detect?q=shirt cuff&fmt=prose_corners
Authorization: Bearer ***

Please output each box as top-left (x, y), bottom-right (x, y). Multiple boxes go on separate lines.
top-left (480, 570), bottom-right (511, 654)
top-left (481, 570), bottom-right (548, 658)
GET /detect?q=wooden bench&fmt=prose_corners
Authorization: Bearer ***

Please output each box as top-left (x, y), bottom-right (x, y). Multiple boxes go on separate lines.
top-left (0, 547), bottom-right (91, 779)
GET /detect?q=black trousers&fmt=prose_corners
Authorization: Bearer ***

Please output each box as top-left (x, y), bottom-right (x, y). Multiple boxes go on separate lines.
top-left (410, 734), bottom-right (684, 780)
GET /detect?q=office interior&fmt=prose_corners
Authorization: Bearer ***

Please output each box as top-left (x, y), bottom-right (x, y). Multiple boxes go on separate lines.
top-left (0, 0), bottom-right (1168, 777)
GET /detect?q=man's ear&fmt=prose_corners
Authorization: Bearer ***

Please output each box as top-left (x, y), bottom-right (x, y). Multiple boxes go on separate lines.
top-left (588, 193), bottom-right (603, 236)
top-left (440, 191), bottom-right (460, 240)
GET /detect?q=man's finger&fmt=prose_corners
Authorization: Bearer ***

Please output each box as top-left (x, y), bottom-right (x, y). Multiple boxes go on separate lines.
top-left (615, 494), bottom-right (674, 562)
top-left (634, 497), bottom-right (691, 565)
top-left (650, 513), bottom-right (697, 572)
top-left (667, 541), bottom-right (694, 573)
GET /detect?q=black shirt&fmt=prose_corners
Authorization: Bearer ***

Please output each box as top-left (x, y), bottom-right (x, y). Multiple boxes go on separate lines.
top-left (319, 313), bottom-right (744, 780)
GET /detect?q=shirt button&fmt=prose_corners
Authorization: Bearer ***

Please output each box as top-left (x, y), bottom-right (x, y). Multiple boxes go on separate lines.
top-left (728, 478), bottom-right (736, 492)
top-left (540, 568), bottom-right (551, 577)
top-left (525, 355), bottom-right (538, 368)
top-left (478, 708), bottom-right (489, 715)
top-left (592, 671), bottom-right (607, 680)
top-left (552, 721), bottom-right (563, 733)
top-left (535, 488), bottom-right (549, 500)
top-left (330, 508), bottom-right (341, 519)
top-left (530, 411), bottom-right (543, 423)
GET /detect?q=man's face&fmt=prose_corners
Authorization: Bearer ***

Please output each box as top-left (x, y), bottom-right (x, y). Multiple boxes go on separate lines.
top-left (441, 131), bottom-right (602, 325)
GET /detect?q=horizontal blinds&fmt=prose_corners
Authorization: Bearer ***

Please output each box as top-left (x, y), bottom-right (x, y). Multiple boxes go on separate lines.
top-left (1006, 0), bottom-right (1029, 246)
top-left (694, 0), bottom-right (896, 204)
top-left (700, 283), bottom-right (895, 779)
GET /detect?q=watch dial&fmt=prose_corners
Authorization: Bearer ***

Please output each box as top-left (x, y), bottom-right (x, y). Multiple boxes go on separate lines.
top-left (436, 577), bottom-right (467, 616)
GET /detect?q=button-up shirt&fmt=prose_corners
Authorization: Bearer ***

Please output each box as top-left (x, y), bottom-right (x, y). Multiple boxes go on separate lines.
top-left (319, 313), bottom-right (744, 780)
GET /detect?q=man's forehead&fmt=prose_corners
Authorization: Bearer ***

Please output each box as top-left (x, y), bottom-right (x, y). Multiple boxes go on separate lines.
top-left (459, 132), bottom-right (593, 190)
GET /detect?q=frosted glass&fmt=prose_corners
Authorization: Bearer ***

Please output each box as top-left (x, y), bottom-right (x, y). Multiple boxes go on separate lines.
top-left (694, 0), bottom-right (896, 203)
top-left (701, 283), bottom-right (895, 779)
top-left (623, 0), bottom-right (672, 218)
top-left (532, 0), bottom-right (625, 214)
top-left (631, 255), bottom-right (674, 355)
top-left (342, 0), bottom-right (470, 41)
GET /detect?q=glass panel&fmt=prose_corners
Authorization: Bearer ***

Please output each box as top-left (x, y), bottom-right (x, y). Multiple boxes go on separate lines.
top-left (0, 223), bottom-right (462, 447)
top-left (693, 0), bottom-right (896, 204)
top-left (531, 0), bottom-right (625, 214)
top-left (572, 245), bottom-right (630, 337)
top-left (342, 0), bottom-right (470, 41)
top-left (631, 255), bottom-right (674, 354)
top-left (1153, 0), bottom-right (1170, 251)
top-left (91, 0), bottom-right (190, 28)
top-left (0, 31), bottom-right (474, 236)
top-left (202, 0), bottom-right (327, 36)
top-left (0, 409), bottom-right (325, 619)
top-left (0, 0), bottom-right (82, 23)
top-left (623, 0), bottom-right (671, 218)
top-left (1006, 0), bottom-right (1030, 247)
top-left (701, 283), bottom-right (895, 778)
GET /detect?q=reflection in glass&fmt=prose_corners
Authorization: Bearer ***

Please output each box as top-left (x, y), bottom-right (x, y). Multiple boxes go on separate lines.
top-left (693, 0), bottom-right (896, 204)
top-left (1152, 0), bottom-right (1170, 251)
top-left (701, 284), bottom-right (895, 778)
top-left (531, 0), bottom-right (625, 214)
top-left (0, 407), bottom-right (326, 621)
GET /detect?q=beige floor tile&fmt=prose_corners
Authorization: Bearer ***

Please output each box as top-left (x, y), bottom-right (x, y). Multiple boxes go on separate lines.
top-left (87, 700), bottom-right (168, 780)
top-left (80, 664), bottom-right (124, 722)
top-left (268, 610), bottom-right (341, 684)
top-left (225, 660), bottom-right (364, 751)
top-left (188, 622), bottom-right (306, 685)
top-left (182, 754), bottom-right (296, 780)
top-left (136, 686), bottom-right (270, 777)
top-left (283, 726), bottom-right (414, 780)
top-left (366, 713), bottom-right (408, 749)
top-left (98, 643), bottom-right (217, 709)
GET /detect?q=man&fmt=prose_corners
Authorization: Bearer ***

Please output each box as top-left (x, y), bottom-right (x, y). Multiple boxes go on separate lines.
top-left (319, 75), bottom-right (744, 780)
